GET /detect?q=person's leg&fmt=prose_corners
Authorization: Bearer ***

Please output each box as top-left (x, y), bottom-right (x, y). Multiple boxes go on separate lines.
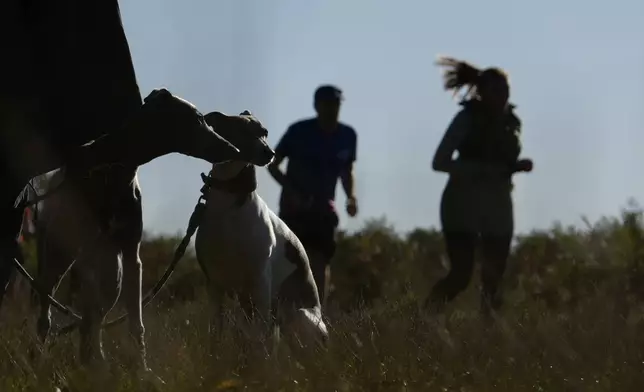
top-left (307, 250), bottom-right (329, 308)
top-left (314, 217), bottom-right (338, 309)
top-left (67, 263), bottom-right (82, 306)
top-left (0, 179), bottom-right (27, 313)
top-left (0, 98), bottom-right (59, 312)
top-left (427, 231), bottom-right (478, 312)
top-left (478, 187), bottom-right (514, 316)
top-left (479, 234), bottom-right (512, 315)
top-left (280, 213), bottom-right (336, 309)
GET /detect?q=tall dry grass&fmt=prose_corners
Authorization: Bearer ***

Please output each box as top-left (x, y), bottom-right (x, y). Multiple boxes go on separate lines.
top-left (2, 201), bottom-right (644, 391)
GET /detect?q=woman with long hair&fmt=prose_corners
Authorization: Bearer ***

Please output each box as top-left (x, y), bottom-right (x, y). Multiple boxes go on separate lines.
top-left (428, 57), bottom-right (533, 316)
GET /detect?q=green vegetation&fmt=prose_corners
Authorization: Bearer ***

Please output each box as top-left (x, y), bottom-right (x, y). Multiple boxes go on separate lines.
top-left (2, 202), bottom-right (644, 391)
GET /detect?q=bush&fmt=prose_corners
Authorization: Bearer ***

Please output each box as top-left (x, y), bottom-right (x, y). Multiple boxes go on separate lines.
top-left (3, 201), bottom-right (644, 390)
top-left (126, 202), bottom-right (644, 318)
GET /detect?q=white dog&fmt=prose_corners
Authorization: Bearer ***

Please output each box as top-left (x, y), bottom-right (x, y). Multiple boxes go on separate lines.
top-left (195, 111), bottom-right (329, 349)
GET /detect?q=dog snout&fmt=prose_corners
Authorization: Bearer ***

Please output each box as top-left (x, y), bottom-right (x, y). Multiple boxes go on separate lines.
top-left (248, 142), bottom-right (274, 166)
top-left (258, 145), bottom-right (275, 166)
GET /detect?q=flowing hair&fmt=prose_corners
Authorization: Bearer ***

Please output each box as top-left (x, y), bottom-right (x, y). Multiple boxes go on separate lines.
top-left (436, 56), bottom-right (508, 101)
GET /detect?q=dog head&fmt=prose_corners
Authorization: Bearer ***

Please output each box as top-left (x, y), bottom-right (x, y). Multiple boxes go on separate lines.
top-left (203, 110), bottom-right (275, 180)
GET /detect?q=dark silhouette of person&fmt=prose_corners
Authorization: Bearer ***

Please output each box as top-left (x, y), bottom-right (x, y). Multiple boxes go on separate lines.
top-left (269, 85), bottom-right (358, 309)
top-left (427, 57), bottom-right (533, 316)
top-left (0, 0), bottom-right (143, 311)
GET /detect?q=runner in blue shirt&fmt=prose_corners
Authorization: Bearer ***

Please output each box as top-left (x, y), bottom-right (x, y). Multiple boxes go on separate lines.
top-left (268, 85), bottom-right (358, 308)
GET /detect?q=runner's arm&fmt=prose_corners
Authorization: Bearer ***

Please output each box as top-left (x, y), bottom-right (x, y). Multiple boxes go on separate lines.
top-left (268, 126), bottom-right (295, 190)
top-left (432, 111), bottom-right (510, 177)
top-left (340, 130), bottom-right (357, 200)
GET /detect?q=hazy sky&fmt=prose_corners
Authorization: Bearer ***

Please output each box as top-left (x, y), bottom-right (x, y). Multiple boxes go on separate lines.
top-left (120, 0), bottom-right (644, 236)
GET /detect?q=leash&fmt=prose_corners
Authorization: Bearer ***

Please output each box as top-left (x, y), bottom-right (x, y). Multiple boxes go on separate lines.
top-left (10, 258), bottom-right (82, 321)
top-left (14, 177), bottom-right (67, 211)
top-left (11, 193), bottom-right (209, 336)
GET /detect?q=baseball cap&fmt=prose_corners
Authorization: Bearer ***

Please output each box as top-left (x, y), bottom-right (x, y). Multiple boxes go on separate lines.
top-left (314, 85), bottom-right (344, 102)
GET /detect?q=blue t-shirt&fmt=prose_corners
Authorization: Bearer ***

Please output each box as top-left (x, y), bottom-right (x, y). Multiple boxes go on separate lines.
top-left (276, 118), bottom-right (357, 213)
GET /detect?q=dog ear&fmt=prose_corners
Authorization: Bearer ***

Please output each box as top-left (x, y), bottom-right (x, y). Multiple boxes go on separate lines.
top-left (203, 111), bottom-right (228, 126)
top-left (144, 88), bottom-right (171, 103)
top-left (239, 110), bottom-right (252, 116)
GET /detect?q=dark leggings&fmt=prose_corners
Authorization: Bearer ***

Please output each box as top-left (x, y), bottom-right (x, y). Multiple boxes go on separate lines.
top-left (429, 231), bottom-right (512, 312)
top-left (280, 211), bottom-right (337, 307)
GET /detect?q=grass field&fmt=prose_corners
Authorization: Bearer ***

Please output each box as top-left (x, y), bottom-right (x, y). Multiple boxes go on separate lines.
top-left (2, 204), bottom-right (644, 391)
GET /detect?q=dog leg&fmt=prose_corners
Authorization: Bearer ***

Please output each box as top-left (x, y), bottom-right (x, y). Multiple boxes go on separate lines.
top-left (77, 237), bottom-right (121, 367)
top-left (120, 229), bottom-right (165, 388)
top-left (207, 287), bottom-right (226, 339)
top-left (66, 263), bottom-right (82, 308)
top-left (293, 307), bottom-right (328, 347)
top-left (36, 241), bottom-right (74, 347)
top-left (121, 239), bottom-right (147, 370)
top-left (247, 277), bottom-right (272, 361)
top-left (249, 277), bottom-right (271, 328)
top-left (30, 227), bottom-right (75, 364)
top-left (277, 306), bottom-right (328, 366)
